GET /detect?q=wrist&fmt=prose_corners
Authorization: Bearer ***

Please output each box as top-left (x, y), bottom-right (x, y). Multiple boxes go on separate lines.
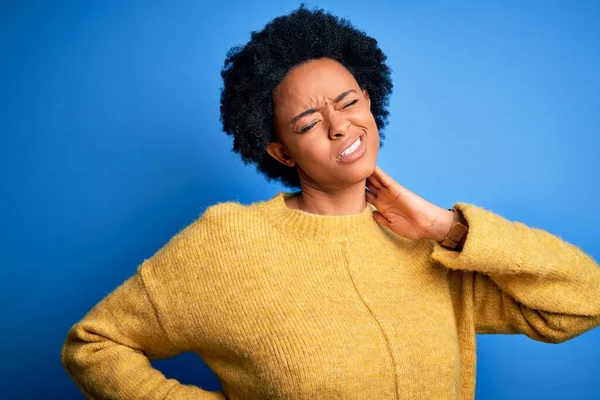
top-left (425, 207), bottom-right (456, 242)
top-left (439, 207), bottom-right (469, 250)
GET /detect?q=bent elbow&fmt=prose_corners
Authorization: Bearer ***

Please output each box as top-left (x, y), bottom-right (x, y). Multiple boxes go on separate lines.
top-left (537, 311), bottom-right (600, 344)
top-left (60, 323), bottom-right (102, 376)
top-left (60, 326), bottom-right (85, 376)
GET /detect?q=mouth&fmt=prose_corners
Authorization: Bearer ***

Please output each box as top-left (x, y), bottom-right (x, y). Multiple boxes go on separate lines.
top-left (336, 134), bottom-right (366, 162)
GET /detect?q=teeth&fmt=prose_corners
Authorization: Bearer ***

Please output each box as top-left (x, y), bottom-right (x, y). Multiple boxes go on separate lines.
top-left (340, 137), bottom-right (361, 158)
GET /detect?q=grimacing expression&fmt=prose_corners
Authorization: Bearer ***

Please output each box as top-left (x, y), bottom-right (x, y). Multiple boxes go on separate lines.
top-left (267, 58), bottom-right (380, 190)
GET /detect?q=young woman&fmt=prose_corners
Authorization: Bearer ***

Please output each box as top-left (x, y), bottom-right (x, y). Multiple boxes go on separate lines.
top-left (61, 6), bottom-right (600, 400)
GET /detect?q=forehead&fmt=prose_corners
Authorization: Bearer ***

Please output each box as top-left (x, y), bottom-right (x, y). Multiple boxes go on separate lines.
top-left (274, 58), bottom-right (359, 107)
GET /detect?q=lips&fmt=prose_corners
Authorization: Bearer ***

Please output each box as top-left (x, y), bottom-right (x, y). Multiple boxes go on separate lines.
top-left (337, 135), bottom-right (363, 158)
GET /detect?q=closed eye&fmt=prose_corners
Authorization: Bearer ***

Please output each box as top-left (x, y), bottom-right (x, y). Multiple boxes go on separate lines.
top-left (299, 121), bottom-right (319, 134)
top-left (343, 99), bottom-right (359, 108)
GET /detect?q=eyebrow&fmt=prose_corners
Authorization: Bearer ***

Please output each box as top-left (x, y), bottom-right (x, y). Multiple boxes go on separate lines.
top-left (290, 89), bottom-right (357, 125)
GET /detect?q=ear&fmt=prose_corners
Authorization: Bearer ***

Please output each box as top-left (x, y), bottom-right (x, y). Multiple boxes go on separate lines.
top-left (362, 89), bottom-right (371, 109)
top-left (266, 141), bottom-right (296, 167)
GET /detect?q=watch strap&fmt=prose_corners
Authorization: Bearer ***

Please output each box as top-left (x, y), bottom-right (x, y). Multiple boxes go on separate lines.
top-left (439, 207), bottom-right (469, 250)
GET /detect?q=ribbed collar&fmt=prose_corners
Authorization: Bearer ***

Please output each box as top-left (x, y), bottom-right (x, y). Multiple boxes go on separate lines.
top-left (255, 191), bottom-right (382, 242)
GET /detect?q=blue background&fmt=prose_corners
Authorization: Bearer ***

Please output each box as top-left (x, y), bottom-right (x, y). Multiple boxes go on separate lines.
top-left (2, 1), bottom-right (599, 399)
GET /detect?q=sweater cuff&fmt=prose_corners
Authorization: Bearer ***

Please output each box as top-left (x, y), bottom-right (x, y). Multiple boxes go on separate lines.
top-left (429, 202), bottom-right (527, 275)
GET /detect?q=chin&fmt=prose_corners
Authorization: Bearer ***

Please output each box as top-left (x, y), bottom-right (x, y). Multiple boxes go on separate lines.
top-left (345, 162), bottom-right (377, 184)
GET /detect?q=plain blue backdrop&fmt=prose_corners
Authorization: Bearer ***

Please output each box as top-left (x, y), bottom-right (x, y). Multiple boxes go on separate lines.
top-left (1, 1), bottom-right (599, 399)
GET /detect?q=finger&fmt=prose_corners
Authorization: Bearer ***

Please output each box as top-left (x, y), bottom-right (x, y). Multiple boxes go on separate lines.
top-left (372, 210), bottom-right (390, 227)
top-left (366, 180), bottom-right (380, 193)
top-left (367, 173), bottom-right (384, 189)
top-left (365, 189), bottom-right (377, 204)
top-left (371, 165), bottom-right (396, 189)
top-left (373, 165), bottom-right (394, 188)
top-left (374, 165), bottom-right (411, 197)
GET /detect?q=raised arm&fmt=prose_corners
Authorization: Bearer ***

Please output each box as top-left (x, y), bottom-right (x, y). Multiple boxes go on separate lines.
top-left (429, 203), bottom-right (600, 343)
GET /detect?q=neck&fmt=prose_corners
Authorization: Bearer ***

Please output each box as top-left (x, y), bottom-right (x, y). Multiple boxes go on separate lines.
top-left (286, 181), bottom-right (368, 216)
top-left (257, 191), bottom-right (380, 242)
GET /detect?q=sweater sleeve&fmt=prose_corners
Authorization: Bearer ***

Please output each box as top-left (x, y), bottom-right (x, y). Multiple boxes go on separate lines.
top-left (428, 202), bottom-right (600, 344)
top-left (60, 225), bottom-right (226, 399)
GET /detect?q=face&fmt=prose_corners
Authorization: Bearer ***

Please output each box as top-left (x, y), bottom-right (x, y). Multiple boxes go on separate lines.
top-left (267, 58), bottom-right (380, 191)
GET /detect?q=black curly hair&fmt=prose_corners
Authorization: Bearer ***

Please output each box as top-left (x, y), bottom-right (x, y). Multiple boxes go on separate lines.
top-left (220, 4), bottom-right (393, 189)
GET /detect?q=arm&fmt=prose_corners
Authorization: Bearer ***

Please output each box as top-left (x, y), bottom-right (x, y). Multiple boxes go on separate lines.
top-left (61, 235), bottom-right (226, 399)
top-left (428, 203), bottom-right (600, 343)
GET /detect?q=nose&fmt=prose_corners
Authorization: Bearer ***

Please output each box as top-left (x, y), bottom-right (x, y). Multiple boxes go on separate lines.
top-left (327, 110), bottom-right (351, 140)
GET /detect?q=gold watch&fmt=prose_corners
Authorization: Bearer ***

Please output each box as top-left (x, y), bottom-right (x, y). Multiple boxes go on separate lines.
top-left (439, 207), bottom-right (469, 250)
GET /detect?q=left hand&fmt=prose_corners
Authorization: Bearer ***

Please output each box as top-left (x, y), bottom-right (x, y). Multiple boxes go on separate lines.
top-left (365, 165), bottom-right (451, 241)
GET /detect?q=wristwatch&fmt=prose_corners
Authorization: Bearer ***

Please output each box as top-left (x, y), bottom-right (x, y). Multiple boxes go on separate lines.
top-left (439, 207), bottom-right (469, 250)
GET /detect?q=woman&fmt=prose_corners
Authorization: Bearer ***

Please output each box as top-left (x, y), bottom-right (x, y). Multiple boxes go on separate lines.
top-left (61, 6), bottom-right (600, 400)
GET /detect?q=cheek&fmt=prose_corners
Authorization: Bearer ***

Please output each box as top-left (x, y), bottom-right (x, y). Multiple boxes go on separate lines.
top-left (298, 137), bottom-right (336, 167)
top-left (352, 109), bottom-right (377, 129)
top-left (296, 137), bottom-right (326, 160)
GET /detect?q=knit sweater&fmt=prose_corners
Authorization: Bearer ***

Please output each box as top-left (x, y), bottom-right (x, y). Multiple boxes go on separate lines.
top-left (61, 191), bottom-right (600, 400)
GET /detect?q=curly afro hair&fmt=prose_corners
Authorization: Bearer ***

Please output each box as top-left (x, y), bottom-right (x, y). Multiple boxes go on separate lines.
top-left (220, 4), bottom-right (393, 189)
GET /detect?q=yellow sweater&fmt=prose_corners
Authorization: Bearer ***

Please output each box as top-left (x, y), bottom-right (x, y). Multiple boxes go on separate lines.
top-left (61, 191), bottom-right (600, 400)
